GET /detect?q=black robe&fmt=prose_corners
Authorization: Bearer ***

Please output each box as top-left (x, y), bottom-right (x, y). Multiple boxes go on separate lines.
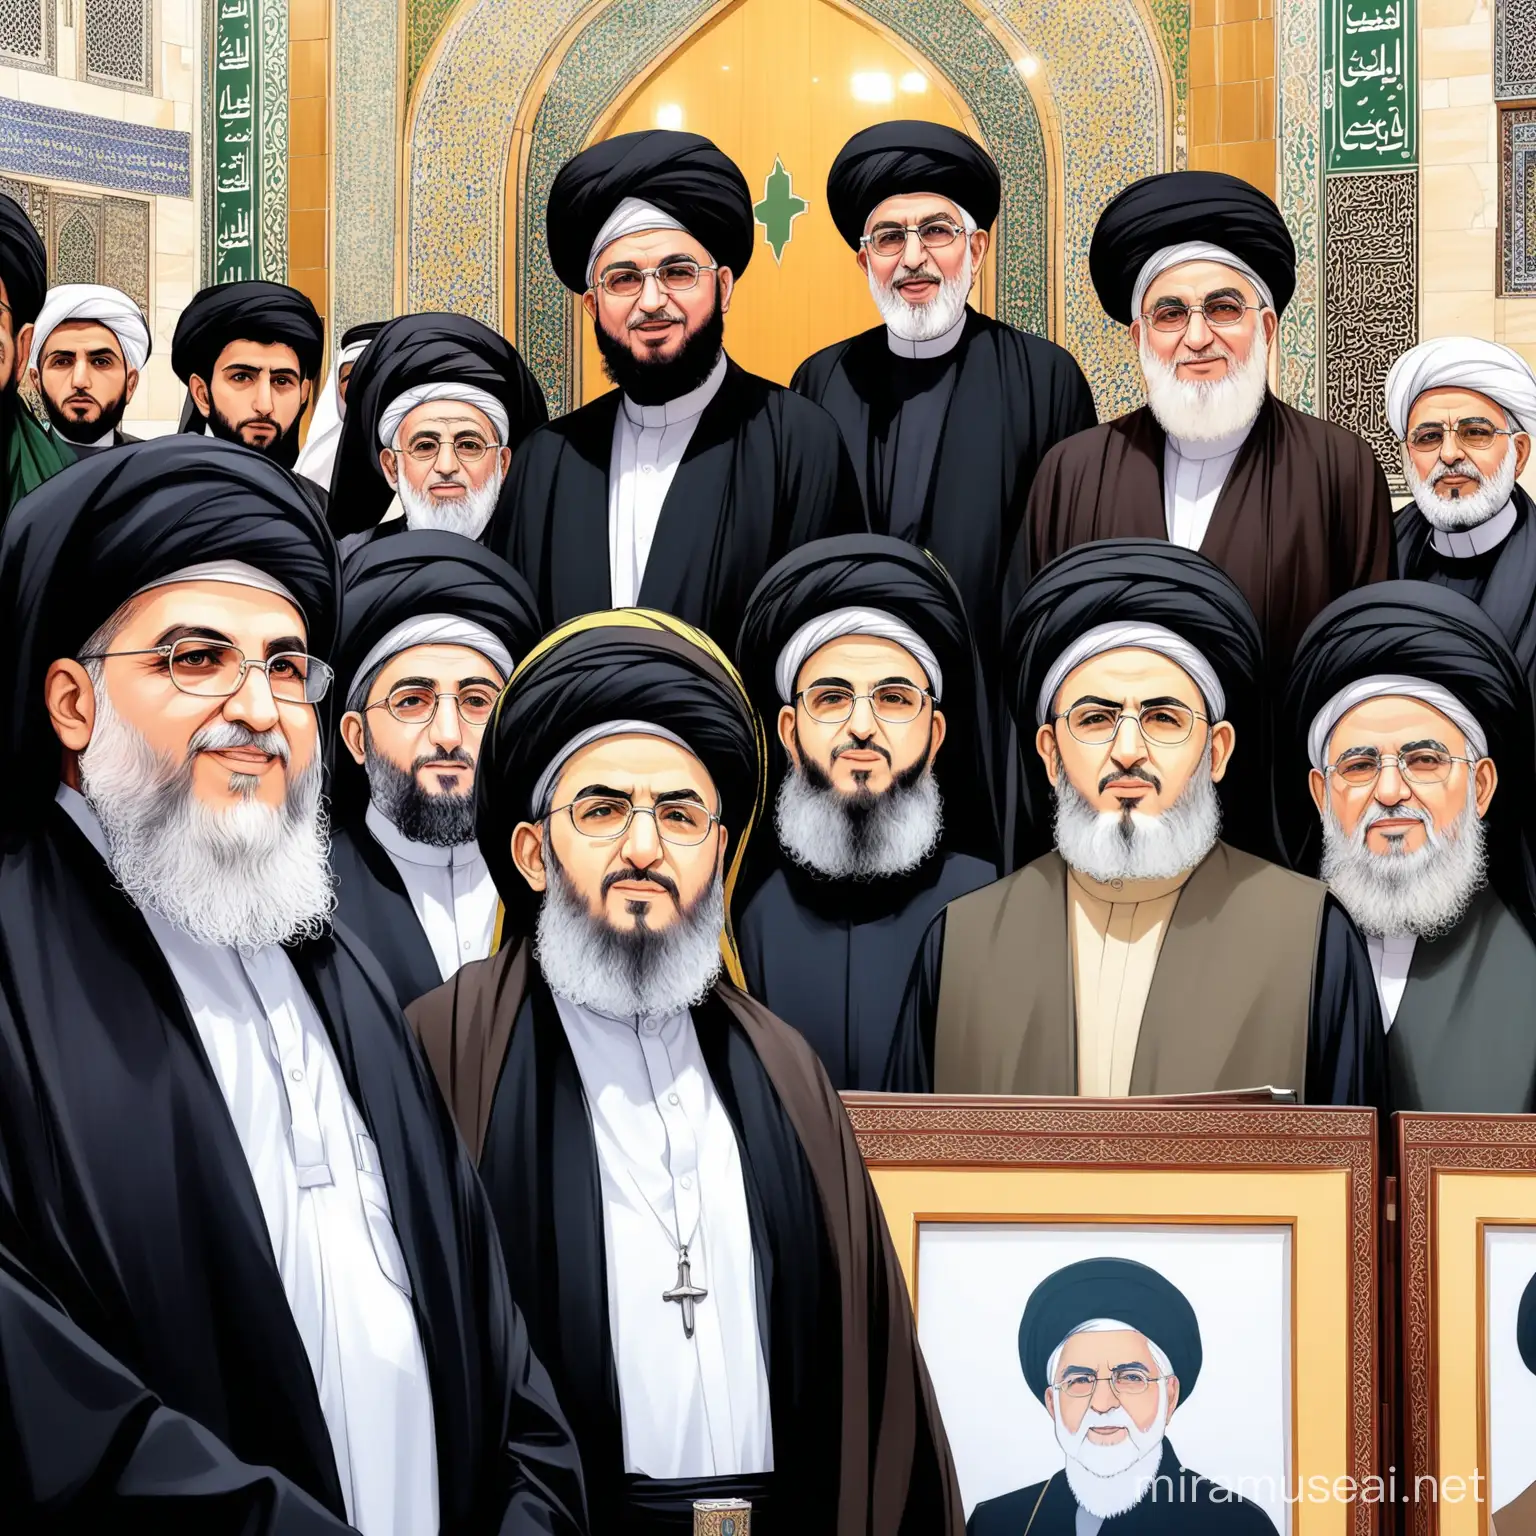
top-left (486, 358), bottom-right (864, 647)
top-left (0, 806), bottom-right (584, 1532)
top-left (738, 848), bottom-right (996, 1090)
top-left (967, 1442), bottom-right (1277, 1535)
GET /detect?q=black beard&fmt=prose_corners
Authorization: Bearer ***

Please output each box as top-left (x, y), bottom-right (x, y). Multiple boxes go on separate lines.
top-left (798, 735), bottom-right (932, 841)
top-left (206, 399), bottom-right (303, 470)
top-left (42, 388), bottom-right (128, 444)
top-left (364, 734), bottom-right (478, 848)
top-left (595, 291), bottom-right (726, 406)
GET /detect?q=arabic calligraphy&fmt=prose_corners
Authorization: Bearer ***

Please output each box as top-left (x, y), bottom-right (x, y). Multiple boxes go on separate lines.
top-left (1326, 0), bottom-right (1416, 170)
top-left (212, 0), bottom-right (257, 280)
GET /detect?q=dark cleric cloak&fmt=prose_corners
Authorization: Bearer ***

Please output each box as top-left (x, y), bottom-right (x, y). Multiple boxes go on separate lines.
top-left (0, 438), bottom-right (585, 1531)
top-left (329, 312), bottom-right (548, 539)
top-left (733, 533), bottom-right (999, 1087)
top-left (409, 611), bottom-right (964, 1534)
top-left (329, 530), bottom-right (543, 1009)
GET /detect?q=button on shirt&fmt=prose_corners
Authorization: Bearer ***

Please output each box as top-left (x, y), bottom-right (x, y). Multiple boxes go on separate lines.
top-left (365, 803), bottom-right (498, 980)
top-left (1367, 934), bottom-right (1418, 1030)
top-left (1163, 424), bottom-right (1253, 551)
top-left (608, 350), bottom-right (729, 607)
top-left (552, 992), bottom-right (773, 1479)
top-left (57, 787), bottom-right (439, 1536)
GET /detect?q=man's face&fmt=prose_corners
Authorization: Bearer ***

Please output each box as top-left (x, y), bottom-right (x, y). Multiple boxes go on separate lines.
top-left (337, 358), bottom-right (358, 408)
top-left (580, 226), bottom-right (733, 368)
top-left (1404, 386), bottom-right (1530, 504)
top-left (0, 275), bottom-right (33, 394)
top-left (379, 399), bottom-right (510, 504)
top-left (32, 320), bottom-right (137, 441)
top-left (1130, 259), bottom-right (1276, 383)
top-left (855, 192), bottom-right (985, 307)
top-left (1046, 1328), bottom-right (1179, 1442)
top-left (191, 340), bottom-right (311, 452)
top-left (512, 733), bottom-right (727, 937)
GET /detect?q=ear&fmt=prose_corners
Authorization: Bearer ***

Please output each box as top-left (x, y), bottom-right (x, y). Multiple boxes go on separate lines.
top-left (497, 445), bottom-right (512, 477)
top-left (26, 366), bottom-right (39, 394)
top-left (379, 446), bottom-right (400, 489)
top-left (581, 291), bottom-right (598, 324)
top-left (1129, 317), bottom-right (1143, 350)
top-left (714, 823), bottom-right (728, 879)
top-left (189, 373), bottom-right (211, 417)
top-left (14, 321), bottom-right (32, 371)
top-left (45, 658), bottom-right (97, 753)
top-left (511, 821), bottom-right (548, 892)
top-left (856, 247), bottom-right (870, 279)
top-left (1165, 1374), bottom-right (1180, 1418)
top-left (1474, 756), bottom-right (1499, 818)
top-left (1262, 309), bottom-right (1279, 345)
top-left (1043, 1389), bottom-right (1057, 1424)
top-left (340, 709), bottom-right (367, 766)
top-left (929, 707), bottom-right (948, 762)
top-left (1516, 433), bottom-right (1531, 478)
top-left (776, 704), bottom-right (799, 764)
top-left (1208, 719), bottom-right (1236, 783)
top-left (300, 378), bottom-right (312, 408)
top-left (1309, 766), bottom-right (1328, 817)
top-left (1034, 721), bottom-right (1061, 785)
top-left (968, 228), bottom-right (989, 274)
top-left (717, 267), bottom-right (734, 315)
top-left (123, 366), bottom-right (140, 405)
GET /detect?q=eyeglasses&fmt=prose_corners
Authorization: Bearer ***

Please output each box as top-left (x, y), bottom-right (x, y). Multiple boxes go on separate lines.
top-left (797, 683), bottom-right (932, 726)
top-left (1141, 297), bottom-right (1262, 332)
top-left (592, 260), bottom-right (719, 299)
top-left (78, 637), bottom-right (334, 704)
top-left (548, 794), bottom-right (720, 847)
top-left (399, 432), bottom-right (501, 464)
top-left (1055, 702), bottom-right (1208, 747)
top-left (860, 217), bottom-right (966, 259)
top-left (366, 683), bottom-right (500, 727)
top-left (1052, 1368), bottom-right (1162, 1400)
top-left (1405, 419), bottom-right (1518, 453)
top-left (1325, 748), bottom-right (1476, 788)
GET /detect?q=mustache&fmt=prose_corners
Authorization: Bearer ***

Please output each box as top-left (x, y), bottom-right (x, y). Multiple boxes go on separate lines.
top-left (626, 307), bottom-right (684, 330)
top-left (414, 746), bottom-right (474, 770)
top-left (189, 720), bottom-right (291, 765)
top-left (832, 734), bottom-right (892, 767)
top-left (1359, 799), bottom-right (1434, 843)
top-left (600, 864), bottom-right (681, 901)
top-left (893, 263), bottom-right (942, 288)
top-left (1428, 457), bottom-right (1482, 485)
top-left (1099, 764), bottom-right (1161, 794)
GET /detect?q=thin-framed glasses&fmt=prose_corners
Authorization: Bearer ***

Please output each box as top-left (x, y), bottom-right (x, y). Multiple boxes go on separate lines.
top-left (860, 217), bottom-right (966, 259)
top-left (365, 683), bottom-right (499, 727)
top-left (1052, 1367), bottom-right (1162, 1400)
top-left (1324, 747), bottom-right (1475, 788)
top-left (77, 637), bottom-right (334, 704)
top-left (797, 683), bottom-right (932, 726)
top-left (1141, 297), bottom-right (1262, 333)
top-left (592, 260), bottom-right (719, 299)
top-left (1055, 702), bottom-right (1208, 747)
top-left (1405, 419), bottom-right (1517, 453)
top-left (400, 432), bottom-right (500, 464)
top-left (548, 794), bottom-right (720, 847)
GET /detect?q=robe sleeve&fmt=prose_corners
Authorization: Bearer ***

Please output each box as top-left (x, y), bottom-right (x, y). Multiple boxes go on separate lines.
top-left (777, 393), bottom-right (868, 544)
top-left (1304, 894), bottom-right (1391, 1114)
top-left (1336, 433), bottom-right (1398, 591)
top-left (485, 428), bottom-right (560, 620)
top-left (882, 912), bottom-right (945, 1092)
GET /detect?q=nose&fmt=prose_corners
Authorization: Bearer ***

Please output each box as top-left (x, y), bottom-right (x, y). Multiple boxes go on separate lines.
top-left (902, 227), bottom-right (924, 264)
top-left (1109, 714), bottom-right (1147, 765)
top-left (224, 661), bottom-right (280, 733)
top-left (1090, 1376), bottom-right (1118, 1413)
top-left (1439, 430), bottom-right (1461, 466)
top-left (434, 437), bottom-right (460, 474)
top-left (1375, 757), bottom-right (1411, 805)
top-left (427, 695), bottom-right (463, 751)
top-left (619, 805), bottom-right (664, 869)
top-left (638, 269), bottom-right (667, 311)
top-left (71, 355), bottom-right (91, 390)
top-left (847, 693), bottom-right (878, 735)
top-left (252, 371), bottom-right (274, 416)
top-left (1184, 306), bottom-right (1213, 349)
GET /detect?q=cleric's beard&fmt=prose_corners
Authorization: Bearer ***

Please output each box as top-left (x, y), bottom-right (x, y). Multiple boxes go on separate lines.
top-left (533, 835), bottom-right (725, 1021)
top-left (1320, 782), bottom-right (1487, 939)
top-left (396, 467), bottom-right (504, 539)
top-left (206, 400), bottom-right (304, 470)
top-left (1052, 745), bottom-right (1221, 883)
top-left (1403, 445), bottom-right (1517, 532)
top-left (869, 246), bottom-right (973, 342)
top-left (596, 289), bottom-right (726, 407)
top-left (1055, 1384), bottom-right (1170, 1520)
top-left (42, 387), bottom-right (128, 444)
top-left (78, 680), bottom-right (334, 952)
top-left (775, 746), bottom-right (942, 879)
top-left (363, 726), bottom-right (477, 848)
top-left (1140, 327), bottom-right (1269, 442)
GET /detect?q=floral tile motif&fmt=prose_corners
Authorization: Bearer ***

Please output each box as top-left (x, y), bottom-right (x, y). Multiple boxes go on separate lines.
top-left (1501, 107), bottom-right (1536, 297)
top-left (1277, 0), bottom-right (1319, 413)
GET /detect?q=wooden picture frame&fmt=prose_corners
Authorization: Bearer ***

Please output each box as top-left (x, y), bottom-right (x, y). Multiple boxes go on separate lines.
top-left (845, 1095), bottom-right (1380, 1535)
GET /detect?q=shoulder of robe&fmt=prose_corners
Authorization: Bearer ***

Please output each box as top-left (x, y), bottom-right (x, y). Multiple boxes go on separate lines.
top-left (935, 851), bottom-right (1057, 928)
top-left (515, 390), bottom-right (619, 455)
top-left (790, 323), bottom-right (886, 392)
top-left (713, 977), bottom-right (843, 1106)
top-left (1266, 393), bottom-right (1384, 470)
top-left (1034, 408), bottom-right (1154, 475)
top-left (965, 1482), bottom-right (1053, 1536)
top-left (406, 943), bottom-right (526, 1047)
top-left (971, 311), bottom-right (1089, 380)
top-left (1210, 838), bottom-right (1326, 899)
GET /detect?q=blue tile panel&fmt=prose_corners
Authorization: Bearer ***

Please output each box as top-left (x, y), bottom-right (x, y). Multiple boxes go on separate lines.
top-left (0, 98), bottom-right (191, 199)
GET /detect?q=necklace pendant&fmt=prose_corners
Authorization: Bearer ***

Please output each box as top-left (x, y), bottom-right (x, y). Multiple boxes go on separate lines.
top-left (662, 1246), bottom-right (709, 1338)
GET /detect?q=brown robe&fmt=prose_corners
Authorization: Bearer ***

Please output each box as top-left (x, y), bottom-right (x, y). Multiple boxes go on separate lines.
top-left (408, 940), bottom-right (964, 1535)
top-left (1011, 394), bottom-right (1396, 667)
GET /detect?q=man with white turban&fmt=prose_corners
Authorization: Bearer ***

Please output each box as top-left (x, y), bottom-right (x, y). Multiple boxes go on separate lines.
top-left (1388, 337), bottom-right (1536, 683)
top-left (293, 319), bottom-right (383, 490)
top-left (26, 283), bottom-right (150, 455)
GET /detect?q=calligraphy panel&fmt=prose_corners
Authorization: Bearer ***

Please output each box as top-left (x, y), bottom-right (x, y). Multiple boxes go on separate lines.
top-left (1323, 0), bottom-right (1415, 174)
top-left (83, 0), bottom-right (152, 92)
top-left (0, 99), bottom-right (190, 197)
top-left (1324, 170), bottom-right (1416, 491)
top-left (1497, 0), bottom-right (1536, 102)
top-left (211, 0), bottom-right (258, 283)
top-left (1502, 107), bottom-right (1536, 297)
top-left (0, 0), bottom-right (54, 74)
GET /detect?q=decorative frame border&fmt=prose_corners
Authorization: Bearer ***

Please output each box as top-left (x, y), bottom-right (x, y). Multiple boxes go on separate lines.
top-left (0, 0), bottom-right (57, 76)
top-left (1278, 0), bottom-right (1321, 413)
top-left (1496, 1), bottom-right (1536, 103)
top-left (1501, 106), bottom-right (1536, 298)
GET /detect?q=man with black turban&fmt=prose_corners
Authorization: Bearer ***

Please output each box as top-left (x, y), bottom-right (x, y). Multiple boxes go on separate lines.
top-left (487, 129), bottom-right (862, 652)
top-left (331, 532), bottom-right (541, 1008)
top-left (793, 122), bottom-right (1094, 809)
top-left (330, 312), bottom-right (546, 545)
top-left (885, 540), bottom-right (1384, 1106)
top-left (1014, 170), bottom-right (1394, 694)
top-left (733, 534), bottom-right (999, 1088)
top-left (0, 438), bottom-right (584, 1532)
top-left (294, 317), bottom-right (385, 491)
top-left (1281, 582), bottom-right (1536, 1112)
top-left (1495, 1272), bottom-right (1536, 1536)
top-left (0, 192), bottom-right (74, 516)
top-left (970, 1258), bottom-right (1276, 1534)
top-left (408, 610), bottom-right (964, 1535)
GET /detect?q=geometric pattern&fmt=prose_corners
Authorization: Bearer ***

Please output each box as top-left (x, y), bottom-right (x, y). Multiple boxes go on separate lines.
top-left (1502, 107), bottom-right (1536, 297)
top-left (82, 0), bottom-right (153, 92)
top-left (1496, 0), bottom-right (1536, 101)
top-left (0, 0), bottom-right (55, 74)
top-left (1278, 0), bottom-right (1322, 414)
top-left (0, 172), bottom-right (152, 309)
top-left (0, 97), bottom-right (191, 198)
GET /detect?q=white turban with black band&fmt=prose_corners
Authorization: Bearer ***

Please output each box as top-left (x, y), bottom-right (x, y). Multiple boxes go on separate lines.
top-left (1384, 337), bottom-right (1536, 438)
top-left (28, 283), bottom-right (152, 374)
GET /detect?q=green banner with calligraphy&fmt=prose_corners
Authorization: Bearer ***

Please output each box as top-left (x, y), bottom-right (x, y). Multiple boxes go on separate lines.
top-left (211, 0), bottom-right (258, 282)
top-left (1324, 0), bottom-right (1416, 173)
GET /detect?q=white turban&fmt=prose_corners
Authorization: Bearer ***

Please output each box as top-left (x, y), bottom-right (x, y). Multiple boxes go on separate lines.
top-left (1383, 337), bottom-right (1536, 439)
top-left (774, 605), bottom-right (943, 704)
top-left (295, 336), bottom-right (372, 489)
top-left (378, 383), bottom-right (510, 450)
top-left (1130, 241), bottom-right (1276, 320)
top-left (131, 560), bottom-right (297, 607)
top-left (531, 719), bottom-right (694, 819)
top-left (346, 613), bottom-right (515, 711)
top-left (1306, 674), bottom-right (1488, 772)
top-left (1036, 621), bottom-right (1226, 727)
top-left (584, 197), bottom-right (692, 288)
top-left (27, 283), bottom-right (151, 374)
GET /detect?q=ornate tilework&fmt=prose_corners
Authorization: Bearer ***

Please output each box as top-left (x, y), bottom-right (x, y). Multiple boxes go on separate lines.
top-left (1497, 0), bottom-right (1536, 102)
top-left (1143, 0), bottom-right (1189, 166)
top-left (1278, 0), bottom-right (1321, 413)
top-left (408, 0), bottom-right (462, 100)
top-left (1, 0), bottom-right (55, 74)
top-left (257, 0), bottom-right (289, 280)
top-left (1502, 107), bottom-right (1536, 296)
top-left (103, 194), bottom-right (152, 310)
top-left (1323, 171), bottom-right (1416, 491)
top-left (0, 171), bottom-right (151, 308)
top-left (0, 98), bottom-right (191, 198)
top-left (82, 0), bottom-right (153, 93)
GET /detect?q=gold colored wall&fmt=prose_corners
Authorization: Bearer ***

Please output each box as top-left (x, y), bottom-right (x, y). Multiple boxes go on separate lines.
top-left (1188, 0), bottom-right (1276, 200)
top-left (289, 0), bottom-right (331, 335)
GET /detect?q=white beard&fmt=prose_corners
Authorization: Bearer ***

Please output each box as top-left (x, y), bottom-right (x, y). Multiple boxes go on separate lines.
top-left (869, 245), bottom-right (973, 343)
top-left (1319, 784), bottom-right (1487, 939)
top-left (775, 764), bottom-right (942, 879)
top-left (397, 467), bottom-right (504, 539)
top-left (78, 681), bottom-right (335, 952)
top-left (1140, 327), bottom-right (1270, 442)
top-left (1055, 1386), bottom-right (1170, 1520)
top-left (1403, 444), bottom-right (1517, 532)
top-left (1052, 746), bottom-right (1222, 883)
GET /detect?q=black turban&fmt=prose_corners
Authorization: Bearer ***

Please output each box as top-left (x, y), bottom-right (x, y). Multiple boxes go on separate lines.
top-left (0, 193), bottom-right (47, 330)
top-left (328, 312), bottom-right (547, 537)
top-left (1018, 1258), bottom-right (1203, 1402)
top-left (735, 534), bottom-right (1000, 867)
top-left (1089, 170), bottom-right (1297, 324)
top-left (329, 531), bottom-right (543, 825)
top-left (1003, 538), bottom-right (1273, 864)
top-left (826, 121), bottom-right (1001, 250)
top-left (477, 611), bottom-right (765, 966)
top-left (1279, 582), bottom-right (1536, 937)
top-left (1520, 1270), bottom-right (1536, 1375)
top-left (546, 130), bottom-right (755, 294)
top-left (0, 436), bottom-right (339, 846)
top-left (171, 280), bottom-right (325, 391)
top-left (340, 320), bottom-right (385, 350)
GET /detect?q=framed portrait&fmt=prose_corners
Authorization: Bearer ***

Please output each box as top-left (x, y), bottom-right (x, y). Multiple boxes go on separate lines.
top-left (845, 1096), bottom-right (1379, 1535)
top-left (1398, 1114), bottom-right (1536, 1536)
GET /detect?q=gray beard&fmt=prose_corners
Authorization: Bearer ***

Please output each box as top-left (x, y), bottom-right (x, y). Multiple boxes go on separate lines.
top-left (1319, 786), bottom-right (1487, 939)
top-left (533, 837), bottom-right (725, 1021)
top-left (1140, 328), bottom-right (1269, 443)
top-left (775, 761), bottom-right (942, 879)
top-left (869, 246), bottom-right (972, 342)
top-left (396, 467), bottom-right (504, 539)
top-left (78, 680), bottom-right (335, 952)
top-left (1403, 445), bottom-right (1517, 532)
top-left (1052, 747), bottom-right (1222, 883)
top-left (363, 728), bottom-right (476, 848)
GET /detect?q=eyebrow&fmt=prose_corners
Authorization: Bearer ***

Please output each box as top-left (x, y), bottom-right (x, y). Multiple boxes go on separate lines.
top-left (264, 635), bottom-right (306, 658)
top-left (572, 782), bottom-right (708, 806)
top-left (384, 673), bottom-right (501, 690)
top-left (406, 417), bottom-right (487, 434)
top-left (870, 210), bottom-right (958, 229)
top-left (153, 623), bottom-right (233, 647)
top-left (221, 360), bottom-right (299, 378)
top-left (1153, 284), bottom-right (1246, 305)
top-left (45, 346), bottom-right (120, 363)
top-left (1336, 739), bottom-right (1451, 756)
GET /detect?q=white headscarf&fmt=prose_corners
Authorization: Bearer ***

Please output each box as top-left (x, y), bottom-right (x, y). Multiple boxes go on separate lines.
top-left (1306, 674), bottom-right (1488, 771)
top-left (346, 613), bottom-right (515, 711)
top-left (531, 719), bottom-right (693, 819)
top-left (377, 383), bottom-right (511, 450)
top-left (294, 335), bottom-right (372, 489)
top-left (773, 606), bottom-right (943, 703)
top-left (1036, 621), bottom-right (1226, 726)
top-left (584, 197), bottom-right (692, 288)
top-left (1384, 337), bottom-right (1536, 438)
top-left (1130, 241), bottom-right (1276, 320)
top-left (27, 283), bottom-right (151, 374)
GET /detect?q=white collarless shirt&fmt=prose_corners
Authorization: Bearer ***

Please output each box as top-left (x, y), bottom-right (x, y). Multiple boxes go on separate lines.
top-left (885, 311), bottom-right (967, 359)
top-left (1162, 423), bottom-right (1253, 550)
top-left (365, 803), bottom-right (498, 981)
top-left (1429, 497), bottom-right (1519, 559)
top-left (608, 350), bottom-right (730, 607)
top-left (57, 787), bottom-right (439, 1536)
top-left (1366, 933), bottom-right (1418, 1030)
top-left (551, 990), bottom-right (773, 1479)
